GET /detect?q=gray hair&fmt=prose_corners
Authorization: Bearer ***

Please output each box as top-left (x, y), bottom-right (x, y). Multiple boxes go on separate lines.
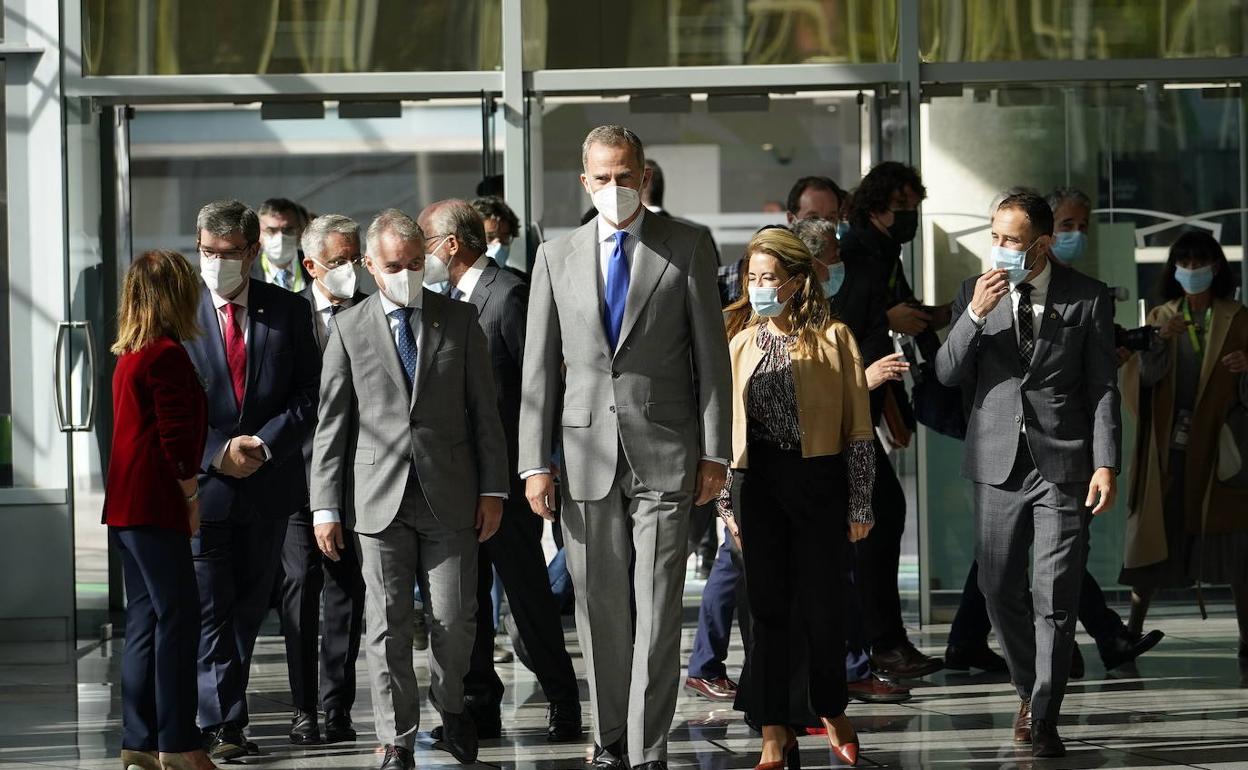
top-left (424, 199), bottom-right (487, 256)
top-left (791, 217), bottom-right (839, 260)
top-left (365, 208), bottom-right (424, 257)
top-left (301, 214), bottom-right (360, 261)
top-left (989, 186), bottom-right (1040, 216)
top-left (1047, 186), bottom-right (1092, 214)
top-left (196, 199), bottom-right (260, 244)
top-left (581, 124), bottom-right (645, 170)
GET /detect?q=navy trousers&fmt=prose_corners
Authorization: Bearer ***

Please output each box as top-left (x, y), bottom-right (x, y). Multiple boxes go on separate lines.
top-left (688, 537), bottom-right (747, 680)
top-left (112, 526), bottom-right (202, 753)
top-left (192, 516), bottom-right (287, 729)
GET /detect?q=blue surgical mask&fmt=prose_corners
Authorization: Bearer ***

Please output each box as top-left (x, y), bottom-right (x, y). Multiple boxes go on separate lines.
top-left (1050, 231), bottom-right (1087, 263)
top-left (821, 262), bottom-right (846, 298)
top-left (835, 221), bottom-right (850, 240)
top-left (1175, 265), bottom-right (1215, 295)
top-left (991, 239), bottom-right (1040, 285)
top-left (749, 276), bottom-right (796, 318)
top-left (486, 241), bottom-right (511, 264)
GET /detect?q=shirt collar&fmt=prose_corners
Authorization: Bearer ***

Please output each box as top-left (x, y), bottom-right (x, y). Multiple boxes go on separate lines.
top-left (455, 255), bottom-right (491, 301)
top-left (311, 281), bottom-right (355, 313)
top-left (596, 206), bottom-right (646, 245)
top-left (378, 285), bottom-right (424, 317)
top-left (210, 279), bottom-right (250, 311)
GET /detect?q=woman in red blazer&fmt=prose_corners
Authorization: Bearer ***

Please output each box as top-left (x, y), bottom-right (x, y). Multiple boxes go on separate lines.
top-left (103, 250), bottom-right (215, 770)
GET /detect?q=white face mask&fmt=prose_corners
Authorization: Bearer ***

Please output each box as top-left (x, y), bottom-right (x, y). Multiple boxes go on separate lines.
top-left (486, 241), bottom-right (510, 264)
top-left (201, 257), bottom-right (246, 297)
top-left (591, 185), bottom-right (641, 225)
top-left (262, 232), bottom-right (298, 267)
top-left (423, 236), bottom-right (451, 286)
top-left (377, 266), bottom-right (424, 308)
top-left (315, 259), bottom-right (358, 300)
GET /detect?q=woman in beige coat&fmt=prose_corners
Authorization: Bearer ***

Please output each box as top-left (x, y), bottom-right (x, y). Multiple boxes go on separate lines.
top-left (1120, 231), bottom-right (1248, 655)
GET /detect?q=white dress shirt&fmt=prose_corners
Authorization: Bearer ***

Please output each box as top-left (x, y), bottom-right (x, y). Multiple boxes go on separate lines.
top-left (452, 255), bottom-right (492, 301)
top-left (310, 282), bottom-right (357, 351)
top-left (520, 207), bottom-right (725, 480)
top-left (313, 287), bottom-right (503, 527)
top-left (208, 280), bottom-right (271, 467)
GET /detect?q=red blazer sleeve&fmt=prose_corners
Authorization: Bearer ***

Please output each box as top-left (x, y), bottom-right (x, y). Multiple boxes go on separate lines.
top-left (148, 343), bottom-right (207, 480)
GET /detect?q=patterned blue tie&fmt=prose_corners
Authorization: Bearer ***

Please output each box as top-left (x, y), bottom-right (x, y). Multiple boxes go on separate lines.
top-left (388, 307), bottom-right (418, 389)
top-left (603, 231), bottom-right (629, 350)
top-left (276, 269), bottom-right (292, 290)
top-left (448, 286), bottom-right (465, 301)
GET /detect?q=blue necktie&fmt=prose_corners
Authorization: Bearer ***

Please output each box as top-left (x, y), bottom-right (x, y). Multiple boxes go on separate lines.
top-left (604, 231), bottom-right (629, 350)
top-left (276, 269), bottom-right (292, 290)
top-left (389, 307), bottom-right (418, 389)
top-left (448, 286), bottom-right (465, 301)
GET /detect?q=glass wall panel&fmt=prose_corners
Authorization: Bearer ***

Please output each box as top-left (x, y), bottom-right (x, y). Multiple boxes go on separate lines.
top-left (523, 0), bottom-right (897, 69)
top-left (921, 0), bottom-right (1248, 62)
top-left (83, 0), bottom-right (502, 75)
top-left (920, 82), bottom-right (1243, 604)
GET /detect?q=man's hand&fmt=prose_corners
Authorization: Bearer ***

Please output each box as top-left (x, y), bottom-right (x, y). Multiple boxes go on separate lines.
top-left (315, 522), bottom-right (345, 562)
top-left (187, 499), bottom-right (200, 536)
top-left (526, 474), bottom-right (557, 521)
top-left (220, 436), bottom-right (265, 479)
top-left (887, 303), bottom-right (933, 336)
top-left (693, 460), bottom-right (728, 507)
top-left (848, 520), bottom-right (873, 543)
top-left (1157, 314), bottom-right (1188, 341)
top-left (865, 353), bottom-right (909, 391)
top-left (1086, 467), bottom-right (1117, 515)
top-left (969, 268), bottom-right (1010, 319)
top-left (476, 496), bottom-right (503, 543)
top-left (1222, 350), bottom-right (1248, 373)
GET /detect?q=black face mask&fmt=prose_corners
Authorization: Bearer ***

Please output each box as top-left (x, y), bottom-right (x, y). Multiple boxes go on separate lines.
top-left (887, 209), bottom-right (919, 244)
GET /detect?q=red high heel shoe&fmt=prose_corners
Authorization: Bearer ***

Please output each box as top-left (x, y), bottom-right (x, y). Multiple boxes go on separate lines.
top-left (822, 715), bottom-right (860, 766)
top-left (754, 729), bottom-right (801, 770)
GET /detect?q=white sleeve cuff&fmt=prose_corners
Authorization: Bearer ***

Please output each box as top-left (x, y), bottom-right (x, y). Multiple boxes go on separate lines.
top-left (701, 456), bottom-right (729, 466)
top-left (312, 509), bottom-right (340, 526)
top-left (966, 307), bottom-right (987, 327)
top-left (482, 492), bottom-right (508, 499)
top-left (519, 468), bottom-right (550, 479)
top-left (258, 439), bottom-right (272, 461)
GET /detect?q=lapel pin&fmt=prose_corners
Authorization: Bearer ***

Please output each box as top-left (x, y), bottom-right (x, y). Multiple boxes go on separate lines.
top-left (257, 308), bottom-right (265, 314)
top-left (1049, 311), bottom-right (1058, 320)
top-left (433, 321), bottom-right (440, 328)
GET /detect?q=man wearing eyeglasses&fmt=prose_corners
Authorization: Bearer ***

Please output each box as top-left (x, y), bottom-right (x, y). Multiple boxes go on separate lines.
top-left (277, 214), bottom-right (371, 748)
top-left (254, 198), bottom-right (313, 292)
top-left (183, 199), bottom-right (321, 761)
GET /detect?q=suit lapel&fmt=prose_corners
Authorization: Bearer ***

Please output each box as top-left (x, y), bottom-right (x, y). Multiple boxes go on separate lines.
top-left (245, 284), bottom-right (271, 404)
top-left (1026, 264), bottom-right (1069, 380)
top-left (567, 222), bottom-right (613, 359)
top-left (413, 292), bottom-right (445, 410)
top-left (363, 296), bottom-right (410, 398)
top-left (1197, 298), bottom-right (1234, 402)
top-left (616, 214), bottom-right (671, 353)
top-left (471, 264), bottom-right (496, 318)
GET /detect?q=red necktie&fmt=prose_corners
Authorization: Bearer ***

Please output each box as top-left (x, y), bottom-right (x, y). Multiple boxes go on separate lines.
top-left (223, 303), bottom-right (247, 406)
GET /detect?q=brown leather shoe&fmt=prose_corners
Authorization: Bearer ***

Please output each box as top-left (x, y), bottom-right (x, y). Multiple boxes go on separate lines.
top-left (684, 676), bottom-right (738, 701)
top-left (847, 673), bottom-right (912, 704)
top-left (1013, 699), bottom-right (1032, 744)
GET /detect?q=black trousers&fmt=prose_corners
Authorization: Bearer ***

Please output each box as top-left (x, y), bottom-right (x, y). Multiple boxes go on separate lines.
top-left (854, 439), bottom-right (907, 651)
top-left (736, 444), bottom-right (848, 726)
top-left (464, 487), bottom-right (579, 707)
top-left (279, 513), bottom-right (365, 716)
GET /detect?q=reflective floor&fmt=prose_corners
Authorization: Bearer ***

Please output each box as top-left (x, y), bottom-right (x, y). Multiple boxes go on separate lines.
top-left (3, 595), bottom-right (1248, 769)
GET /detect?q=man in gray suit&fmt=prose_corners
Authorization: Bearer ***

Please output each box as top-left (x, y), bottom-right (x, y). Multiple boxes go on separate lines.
top-left (309, 209), bottom-right (509, 770)
top-left (519, 125), bottom-right (732, 770)
top-left (936, 191), bottom-right (1120, 759)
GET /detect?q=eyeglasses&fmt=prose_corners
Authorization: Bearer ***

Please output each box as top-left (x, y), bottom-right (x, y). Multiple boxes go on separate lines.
top-left (198, 243), bottom-right (253, 261)
top-left (320, 255), bottom-right (363, 270)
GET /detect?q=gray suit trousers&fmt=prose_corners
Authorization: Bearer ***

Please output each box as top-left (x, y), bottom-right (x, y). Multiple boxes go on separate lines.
top-left (357, 476), bottom-right (477, 749)
top-left (975, 436), bottom-right (1090, 722)
top-left (561, 452), bottom-right (693, 765)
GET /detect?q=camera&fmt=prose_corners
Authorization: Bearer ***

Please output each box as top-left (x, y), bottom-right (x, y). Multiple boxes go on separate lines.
top-left (1115, 324), bottom-right (1157, 352)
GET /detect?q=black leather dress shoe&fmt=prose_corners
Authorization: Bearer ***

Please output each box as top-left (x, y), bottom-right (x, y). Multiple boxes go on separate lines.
top-left (1099, 629), bottom-right (1164, 670)
top-left (943, 643), bottom-right (1009, 672)
top-left (1031, 719), bottom-right (1066, 758)
top-left (380, 744), bottom-right (415, 770)
top-left (439, 709), bottom-right (479, 764)
top-left (871, 640), bottom-right (943, 678)
top-left (591, 741), bottom-right (628, 769)
top-left (465, 698), bottom-right (503, 740)
top-left (547, 701), bottom-right (584, 742)
top-left (289, 710), bottom-right (321, 746)
top-left (204, 724), bottom-right (248, 761)
top-left (324, 710), bottom-right (356, 743)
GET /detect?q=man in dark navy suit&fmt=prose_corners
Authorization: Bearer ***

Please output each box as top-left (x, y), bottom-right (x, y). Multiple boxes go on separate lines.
top-left (183, 199), bottom-right (320, 761)
top-left (278, 214), bottom-right (371, 747)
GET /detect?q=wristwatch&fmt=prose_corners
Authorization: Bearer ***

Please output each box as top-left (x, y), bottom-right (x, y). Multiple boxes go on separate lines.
top-left (185, 487), bottom-right (200, 503)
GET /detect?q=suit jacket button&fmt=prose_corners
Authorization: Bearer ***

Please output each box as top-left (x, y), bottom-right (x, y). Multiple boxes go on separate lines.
top-left (609, 406), bottom-right (616, 413)
top-left (612, 371), bottom-right (621, 379)
top-left (1014, 415), bottom-right (1021, 423)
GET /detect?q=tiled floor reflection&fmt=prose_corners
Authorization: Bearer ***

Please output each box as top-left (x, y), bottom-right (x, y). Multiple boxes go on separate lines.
top-left (3, 597), bottom-right (1248, 769)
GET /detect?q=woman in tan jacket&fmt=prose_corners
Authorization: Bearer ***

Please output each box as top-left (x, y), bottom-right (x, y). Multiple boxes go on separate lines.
top-left (721, 228), bottom-right (875, 768)
top-left (1120, 231), bottom-right (1248, 654)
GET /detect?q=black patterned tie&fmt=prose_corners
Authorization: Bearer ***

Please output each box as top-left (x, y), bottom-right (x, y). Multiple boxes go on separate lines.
top-left (1017, 283), bottom-right (1035, 372)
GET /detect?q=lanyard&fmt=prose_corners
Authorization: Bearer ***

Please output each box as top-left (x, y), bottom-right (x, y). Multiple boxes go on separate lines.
top-left (1182, 298), bottom-right (1212, 356)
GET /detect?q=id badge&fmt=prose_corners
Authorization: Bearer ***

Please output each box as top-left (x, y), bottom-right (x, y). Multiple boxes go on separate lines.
top-left (1172, 408), bottom-right (1193, 449)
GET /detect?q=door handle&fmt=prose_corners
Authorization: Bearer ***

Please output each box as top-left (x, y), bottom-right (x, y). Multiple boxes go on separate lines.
top-left (53, 321), bottom-right (97, 433)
